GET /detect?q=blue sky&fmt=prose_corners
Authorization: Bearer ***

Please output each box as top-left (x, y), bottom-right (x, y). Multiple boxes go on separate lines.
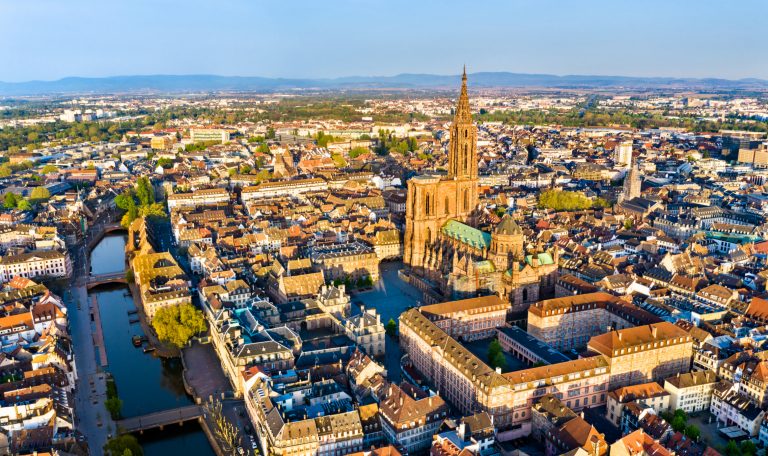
top-left (1, 0), bottom-right (766, 82)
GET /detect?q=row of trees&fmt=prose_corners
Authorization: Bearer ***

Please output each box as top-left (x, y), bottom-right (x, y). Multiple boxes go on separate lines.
top-left (476, 107), bottom-right (768, 133)
top-left (538, 189), bottom-right (609, 211)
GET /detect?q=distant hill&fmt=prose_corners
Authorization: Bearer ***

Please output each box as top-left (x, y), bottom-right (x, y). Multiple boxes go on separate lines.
top-left (2, 72), bottom-right (767, 96)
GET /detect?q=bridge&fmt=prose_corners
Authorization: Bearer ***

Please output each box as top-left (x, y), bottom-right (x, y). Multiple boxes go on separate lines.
top-left (86, 271), bottom-right (128, 289)
top-left (117, 405), bottom-right (203, 434)
top-left (86, 222), bottom-right (126, 253)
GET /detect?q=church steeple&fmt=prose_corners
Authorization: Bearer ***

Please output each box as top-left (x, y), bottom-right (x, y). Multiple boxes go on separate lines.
top-left (448, 67), bottom-right (477, 180)
top-left (454, 65), bottom-right (472, 124)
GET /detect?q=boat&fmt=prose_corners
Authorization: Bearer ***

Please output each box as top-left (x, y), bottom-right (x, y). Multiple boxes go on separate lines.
top-left (143, 347), bottom-right (156, 353)
top-left (126, 309), bottom-right (137, 315)
top-left (129, 318), bottom-right (140, 324)
top-left (131, 335), bottom-right (142, 347)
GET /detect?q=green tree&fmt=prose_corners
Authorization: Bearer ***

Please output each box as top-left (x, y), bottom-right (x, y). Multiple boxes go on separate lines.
top-left (152, 303), bottom-right (207, 349)
top-left (724, 440), bottom-right (740, 456)
top-left (104, 434), bottom-right (143, 456)
top-left (29, 186), bottom-right (50, 202)
top-left (135, 176), bottom-right (155, 206)
top-left (0, 165), bottom-right (12, 177)
top-left (386, 318), bottom-right (397, 336)
top-left (40, 164), bottom-right (58, 174)
top-left (16, 199), bottom-right (32, 211)
top-left (3, 192), bottom-right (18, 209)
top-left (266, 127), bottom-right (276, 139)
top-left (684, 425), bottom-right (700, 440)
top-left (670, 415), bottom-right (686, 432)
top-left (348, 146), bottom-right (369, 158)
top-left (156, 157), bottom-right (174, 169)
top-left (105, 397), bottom-right (123, 420)
top-left (487, 339), bottom-right (507, 371)
top-left (138, 203), bottom-right (166, 219)
top-left (740, 440), bottom-right (756, 456)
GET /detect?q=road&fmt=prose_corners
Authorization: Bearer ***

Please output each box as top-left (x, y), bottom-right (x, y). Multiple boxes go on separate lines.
top-left (65, 209), bottom-right (120, 454)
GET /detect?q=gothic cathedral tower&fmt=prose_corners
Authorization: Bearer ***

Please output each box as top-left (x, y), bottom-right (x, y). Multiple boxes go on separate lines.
top-left (404, 68), bottom-right (480, 271)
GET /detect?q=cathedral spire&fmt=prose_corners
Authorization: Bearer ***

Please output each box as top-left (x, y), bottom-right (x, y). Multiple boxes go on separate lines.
top-left (454, 66), bottom-right (471, 123)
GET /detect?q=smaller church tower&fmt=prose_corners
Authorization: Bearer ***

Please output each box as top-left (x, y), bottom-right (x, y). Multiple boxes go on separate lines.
top-left (619, 155), bottom-right (642, 203)
top-left (490, 214), bottom-right (525, 271)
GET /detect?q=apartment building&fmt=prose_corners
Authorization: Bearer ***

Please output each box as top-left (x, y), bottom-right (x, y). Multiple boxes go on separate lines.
top-left (419, 295), bottom-right (510, 342)
top-left (527, 292), bottom-right (661, 351)
top-left (190, 127), bottom-right (231, 144)
top-left (131, 251), bottom-right (192, 321)
top-left (379, 383), bottom-right (448, 454)
top-left (0, 250), bottom-right (72, 282)
top-left (587, 322), bottom-right (693, 389)
top-left (606, 382), bottom-right (670, 426)
top-left (240, 178), bottom-right (328, 201)
top-left (166, 188), bottom-right (229, 209)
top-left (310, 242), bottom-right (380, 283)
top-left (711, 381), bottom-right (765, 437)
top-left (663, 370), bottom-right (717, 413)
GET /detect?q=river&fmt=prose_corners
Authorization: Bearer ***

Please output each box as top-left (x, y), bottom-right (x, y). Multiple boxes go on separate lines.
top-left (89, 233), bottom-right (213, 456)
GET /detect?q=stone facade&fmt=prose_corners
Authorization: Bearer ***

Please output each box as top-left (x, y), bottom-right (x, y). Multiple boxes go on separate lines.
top-left (588, 322), bottom-right (693, 389)
top-left (403, 70), bottom-right (557, 306)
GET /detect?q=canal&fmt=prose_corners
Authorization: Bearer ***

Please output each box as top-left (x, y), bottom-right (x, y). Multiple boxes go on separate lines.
top-left (89, 233), bottom-right (213, 456)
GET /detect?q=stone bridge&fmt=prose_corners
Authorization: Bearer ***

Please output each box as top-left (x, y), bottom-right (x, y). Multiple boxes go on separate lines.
top-left (117, 405), bottom-right (203, 434)
top-left (86, 271), bottom-right (128, 289)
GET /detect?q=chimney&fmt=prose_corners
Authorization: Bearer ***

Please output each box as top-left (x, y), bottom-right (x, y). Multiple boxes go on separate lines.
top-left (496, 367), bottom-right (502, 374)
top-left (652, 325), bottom-right (658, 338)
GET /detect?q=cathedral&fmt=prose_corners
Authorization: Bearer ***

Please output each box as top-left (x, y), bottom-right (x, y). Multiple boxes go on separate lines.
top-left (403, 69), bottom-right (558, 312)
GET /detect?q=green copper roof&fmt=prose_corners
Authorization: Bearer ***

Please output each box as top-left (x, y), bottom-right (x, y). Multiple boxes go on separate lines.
top-left (525, 253), bottom-right (554, 266)
top-left (442, 219), bottom-right (491, 249)
top-left (475, 260), bottom-right (495, 274)
top-left (706, 231), bottom-right (761, 244)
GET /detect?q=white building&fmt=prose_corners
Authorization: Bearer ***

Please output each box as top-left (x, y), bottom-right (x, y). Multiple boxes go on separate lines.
top-left (0, 250), bottom-right (72, 282)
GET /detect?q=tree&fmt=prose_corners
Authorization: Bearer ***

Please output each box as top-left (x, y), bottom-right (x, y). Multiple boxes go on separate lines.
top-left (348, 146), bottom-right (369, 158)
top-left (487, 339), bottom-right (507, 371)
top-left (266, 127), bottom-right (276, 139)
top-left (670, 415), bottom-right (686, 432)
top-left (16, 199), bottom-right (31, 211)
top-left (105, 397), bottom-right (123, 420)
top-left (156, 157), bottom-right (174, 169)
top-left (386, 318), bottom-right (397, 337)
top-left (0, 165), bottom-right (11, 177)
top-left (138, 203), bottom-right (167, 219)
top-left (724, 440), bottom-right (740, 456)
top-left (684, 425), bottom-right (700, 441)
top-left (3, 192), bottom-right (18, 209)
top-left (135, 177), bottom-right (155, 206)
top-left (40, 164), bottom-right (58, 174)
top-left (740, 440), bottom-right (756, 456)
top-left (151, 303), bottom-right (207, 349)
top-left (104, 434), bottom-right (143, 456)
top-left (29, 186), bottom-right (50, 202)
top-left (206, 400), bottom-right (240, 454)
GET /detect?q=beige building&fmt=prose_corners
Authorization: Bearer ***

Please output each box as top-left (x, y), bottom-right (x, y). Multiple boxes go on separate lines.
top-left (419, 295), bottom-right (509, 341)
top-left (311, 242), bottom-right (380, 283)
top-left (663, 370), bottom-right (717, 413)
top-left (167, 188), bottom-right (229, 209)
top-left (399, 307), bottom-right (611, 437)
top-left (379, 383), bottom-right (448, 454)
top-left (606, 382), bottom-right (670, 426)
top-left (131, 251), bottom-right (192, 321)
top-left (0, 250), bottom-right (72, 282)
top-left (588, 322), bottom-right (693, 389)
top-left (527, 292), bottom-right (661, 351)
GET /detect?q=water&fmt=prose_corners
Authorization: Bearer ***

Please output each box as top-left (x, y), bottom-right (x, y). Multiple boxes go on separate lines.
top-left (89, 233), bottom-right (129, 275)
top-left (89, 233), bottom-right (214, 456)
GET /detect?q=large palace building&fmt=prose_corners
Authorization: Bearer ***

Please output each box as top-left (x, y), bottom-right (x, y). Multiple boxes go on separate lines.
top-left (403, 69), bottom-right (557, 310)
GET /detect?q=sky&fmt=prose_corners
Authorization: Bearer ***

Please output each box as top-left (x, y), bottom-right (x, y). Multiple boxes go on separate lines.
top-left (1, 0), bottom-right (767, 82)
